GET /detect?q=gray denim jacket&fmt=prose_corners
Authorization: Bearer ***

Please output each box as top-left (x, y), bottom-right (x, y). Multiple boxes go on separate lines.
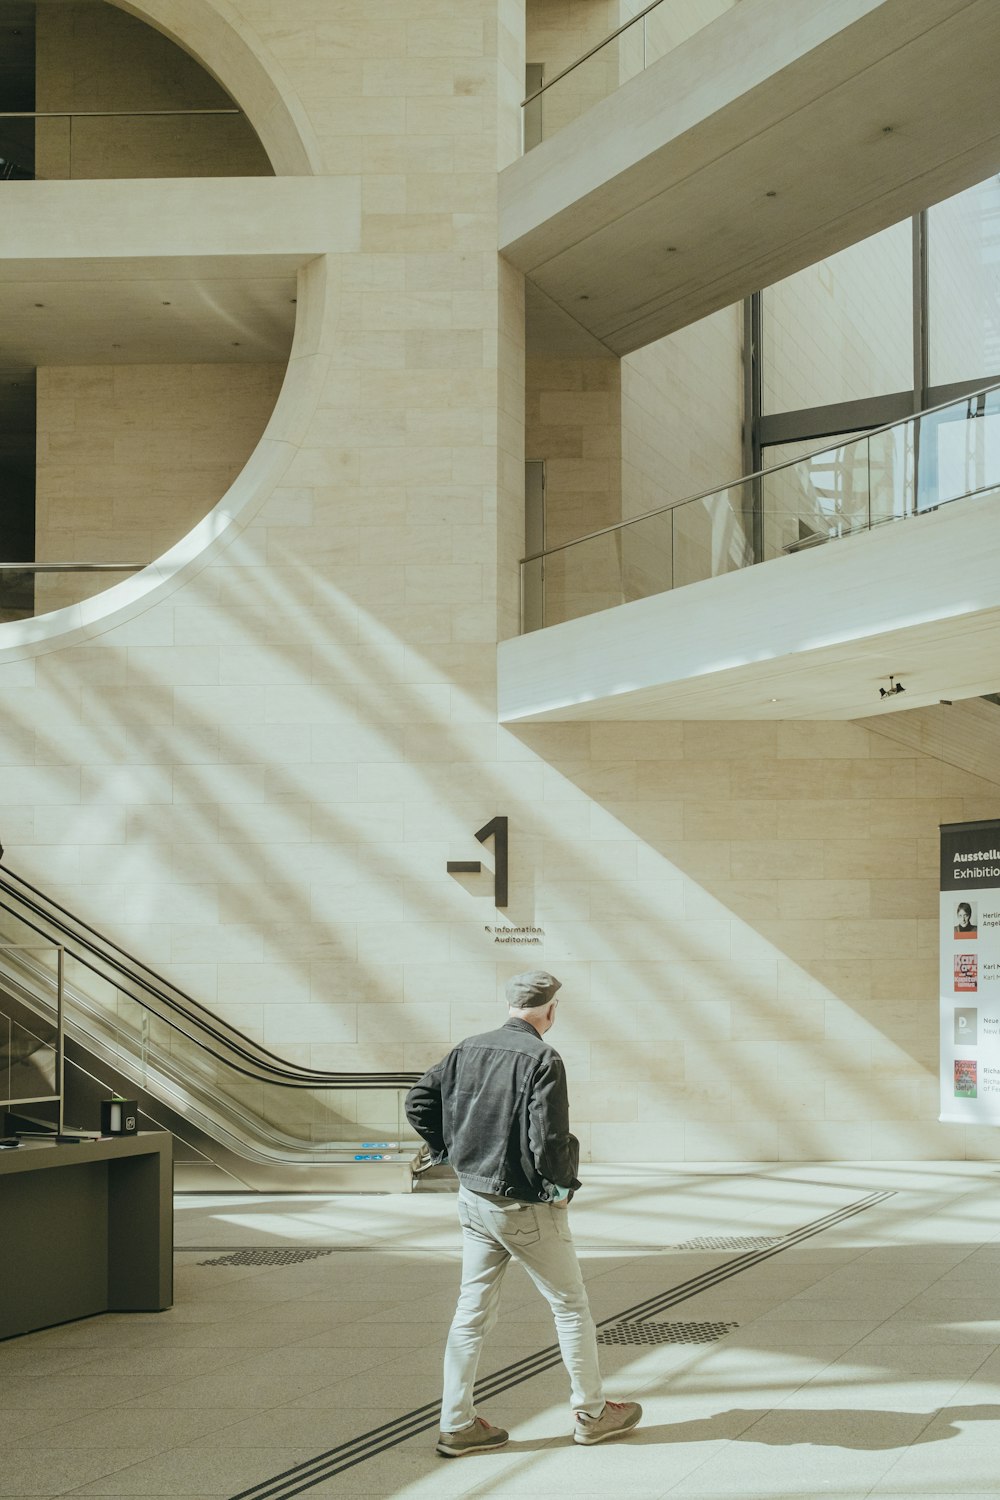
top-left (404, 1018), bottom-right (581, 1202)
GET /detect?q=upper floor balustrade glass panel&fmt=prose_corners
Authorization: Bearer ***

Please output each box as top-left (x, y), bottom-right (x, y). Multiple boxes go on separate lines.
top-left (0, 108), bottom-right (270, 181)
top-left (0, 0), bottom-right (272, 180)
top-left (523, 0), bottom-right (739, 150)
top-left (521, 385), bottom-right (1000, 630)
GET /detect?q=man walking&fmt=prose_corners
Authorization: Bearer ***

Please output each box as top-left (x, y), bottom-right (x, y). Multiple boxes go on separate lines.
top-left (405, 970), bottom-right (642, 1457)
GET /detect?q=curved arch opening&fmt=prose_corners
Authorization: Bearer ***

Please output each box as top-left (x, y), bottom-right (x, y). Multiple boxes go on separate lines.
top-left (0, 0), bottom-right (323, 647)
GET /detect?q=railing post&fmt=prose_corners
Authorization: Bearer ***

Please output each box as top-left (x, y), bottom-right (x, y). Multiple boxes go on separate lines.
top-left (56, 944), bottom-right (65, 1138)
top-left (743, 294), bottom-right (764, 562)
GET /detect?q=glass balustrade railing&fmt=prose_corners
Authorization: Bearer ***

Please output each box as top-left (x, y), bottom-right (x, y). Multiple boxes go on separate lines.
top-left (522, 382), bottom-right (1000, 631)
top-left (0, 108), bottom-right (267, 180)
top-left (0, 869), bottom-right (418, 1165)
top-left (522, 0), bottom-right (739, 149)
top-left (0, 943), bottom-right (63, 1130)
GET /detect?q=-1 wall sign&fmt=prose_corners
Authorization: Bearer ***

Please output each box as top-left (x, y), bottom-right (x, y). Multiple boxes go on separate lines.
top-left (447, 816), bottom-right (508, 907)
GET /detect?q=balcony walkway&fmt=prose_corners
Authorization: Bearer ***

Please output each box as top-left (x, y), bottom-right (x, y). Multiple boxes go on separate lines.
top-left (499, 484), bottom-right (1000, 722)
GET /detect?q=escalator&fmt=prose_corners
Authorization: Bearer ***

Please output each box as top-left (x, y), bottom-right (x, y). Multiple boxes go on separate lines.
top-left (0, 866), bottom-right (421, 1191)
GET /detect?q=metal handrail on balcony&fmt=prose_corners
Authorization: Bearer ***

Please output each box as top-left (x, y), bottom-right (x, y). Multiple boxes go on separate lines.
top-left (0, 563), bottom-right (143, 572)
top-left (520, 379), bottom-right (1000, 632)
top-left (521, 0), bottom-right (733, 148)
top-left (521, 0), bottom-right (667, 107)
top-left (0, 107), bottom-right (247, 180)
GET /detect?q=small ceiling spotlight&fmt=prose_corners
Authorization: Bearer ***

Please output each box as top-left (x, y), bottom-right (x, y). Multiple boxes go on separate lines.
top-left (879, 675), bottom-right (906, 699)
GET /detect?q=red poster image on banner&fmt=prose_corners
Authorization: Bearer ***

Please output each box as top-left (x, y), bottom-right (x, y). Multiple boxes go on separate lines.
top-left (955, 953), bottom-right (978, 992)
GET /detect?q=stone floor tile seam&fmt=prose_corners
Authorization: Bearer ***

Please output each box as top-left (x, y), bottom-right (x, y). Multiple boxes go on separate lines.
top-left (12, 1171), bottom-right (1000, 1499)
top-left (194, 1185), bottom-right (897, 1499)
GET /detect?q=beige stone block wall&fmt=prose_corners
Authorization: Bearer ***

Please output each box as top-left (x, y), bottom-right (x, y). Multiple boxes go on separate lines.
top-left (526, 0), bottom-right (620, 139)
top-left (0, 0), bottom-right (993, 1166)
top-left (525, 353), bottom-right (621, 623)
top-left (35, 1), bottom-right (272, 178)
top-left (34, 363), bottom-right (285, 610)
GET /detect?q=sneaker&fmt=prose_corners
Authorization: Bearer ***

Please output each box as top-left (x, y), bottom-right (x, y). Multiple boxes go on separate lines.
top-left (436, 1415), bottom-right (509, 1458)
top-left (573, 1400), bottom-right (642, 1445)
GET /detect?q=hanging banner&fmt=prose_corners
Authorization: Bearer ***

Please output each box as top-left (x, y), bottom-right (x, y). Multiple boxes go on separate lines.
top-left (940, 819), bottom-right (1000, 1124)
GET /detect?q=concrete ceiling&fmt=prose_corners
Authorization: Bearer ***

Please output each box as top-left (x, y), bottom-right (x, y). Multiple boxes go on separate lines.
top-left (0, 174), bottom-right (354, 426)
top-left (0, 266), bottom-right (296, 443)
top-left (501, 611), bottom-right (1000, 722)
top-left (0, 271), bottom-right (296, 373)
top-left (505, 611), bottom-right (1000, 721)
top-left (525, 281), bottom-right (611, 359)
top-left (857, 696), bottom-right (1000, 785)
top-left (502, 0), bottom-right (1000, 356)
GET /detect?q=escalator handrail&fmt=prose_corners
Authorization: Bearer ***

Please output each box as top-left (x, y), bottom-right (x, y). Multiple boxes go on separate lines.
top-left (0, 868), bottom-right (419, 1088)
top-left (0, 890), bottom-right (375, 1085)
top-left (1, 864), bottom-right (281, 1044)
top-left (4, 931), bottom-right (416, 1093)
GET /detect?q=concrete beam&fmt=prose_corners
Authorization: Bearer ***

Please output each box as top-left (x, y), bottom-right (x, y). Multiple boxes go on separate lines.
top-left (0, 176), bottom-right (360, 266)
top-left (501, 0), bottom-right (1000, 355)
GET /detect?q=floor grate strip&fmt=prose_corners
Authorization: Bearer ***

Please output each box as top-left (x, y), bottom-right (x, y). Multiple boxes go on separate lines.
top-left (670, 1234), bottom-right (785, 1251)
top-left (197, 1248), bottom-right (336, 1267)
top-left (598, 1318), bottom-right (738, 1346)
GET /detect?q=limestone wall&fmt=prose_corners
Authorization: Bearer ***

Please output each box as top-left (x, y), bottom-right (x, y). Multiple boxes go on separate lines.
top-left (0, 0), bottom-right (992, 1162)
top-left (34, 363), bottom-right (285, 611)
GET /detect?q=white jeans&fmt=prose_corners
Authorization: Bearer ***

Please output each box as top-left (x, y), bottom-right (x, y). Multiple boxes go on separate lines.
top-left (440, 1186), bottom-right (604, 1431)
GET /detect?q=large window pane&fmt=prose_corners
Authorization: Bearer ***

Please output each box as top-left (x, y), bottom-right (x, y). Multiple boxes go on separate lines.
top-left (928, 177), bottom-right (1000, 385)
top-left (763, 221), bottom-right (913, 413)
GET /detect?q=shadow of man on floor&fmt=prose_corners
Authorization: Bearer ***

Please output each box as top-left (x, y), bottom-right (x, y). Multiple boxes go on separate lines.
top-left (621, 1403), bottom-right (1000, 1449)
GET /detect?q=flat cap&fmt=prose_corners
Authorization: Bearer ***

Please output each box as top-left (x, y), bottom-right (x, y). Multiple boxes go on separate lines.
top-left (505, 970), bottom-right (562, 1009)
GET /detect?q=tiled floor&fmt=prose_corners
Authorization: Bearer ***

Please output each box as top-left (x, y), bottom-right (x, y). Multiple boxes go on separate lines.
top-left (4, 1162), bottom-right (1000, 1497)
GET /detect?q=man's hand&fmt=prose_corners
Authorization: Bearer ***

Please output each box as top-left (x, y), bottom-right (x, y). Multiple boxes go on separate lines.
top-left (553, 1196), bottom-right (569, 1210)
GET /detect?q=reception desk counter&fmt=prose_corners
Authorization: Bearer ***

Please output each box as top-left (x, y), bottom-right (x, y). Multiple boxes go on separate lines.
top-left (0, 1131), bottom-right (173, 1339)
